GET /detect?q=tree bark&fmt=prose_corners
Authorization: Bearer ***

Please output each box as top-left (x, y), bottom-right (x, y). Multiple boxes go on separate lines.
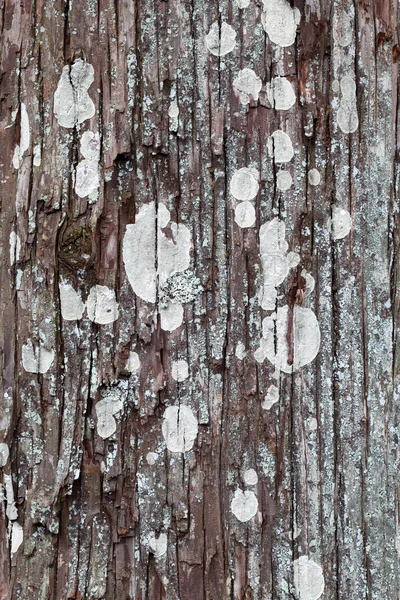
top-left (0, 0), bottom-right (399, 598)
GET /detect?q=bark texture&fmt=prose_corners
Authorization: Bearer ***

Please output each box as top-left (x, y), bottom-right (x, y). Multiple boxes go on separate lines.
top-left (0, 0), bottom-right (400, 598)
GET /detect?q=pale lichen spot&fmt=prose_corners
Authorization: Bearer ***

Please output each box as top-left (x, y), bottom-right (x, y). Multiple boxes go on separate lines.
top-left (168, 101), bottom-right (179, 119)
top-left (308, 417), bottom-right (318, 431)
top-left (277, 170), bottom-right (293, 191)
top-left (95, 387), bottom-right (123, 439)
top-left (162, 405), bottom-right (198, 453)
top-left (127, 351), bottom-right (141, 373)
top-left (333, 9), bottom-right (353, 47)
top-left (205, 21), bottom-right (237, 56)
top-left (231, 489), bottom-right (258, 522)
top-left (266, 77), bottom-right (296, 110)
top-left (75, 159), bottom-right (100, 198)
top-left (243, 468), bottom-right (258, 486)
top-left (267, 130), bottom-right (294, 163)
top-left (235, 201), bottom-right (256, 228)
top-left (80, 130), bottom-right (100, 161)
top-left (86, 285), bottom-right (119, 324)
top-left (262, 384), bottom-right (279, 409)
top-left (308, 168), bottom-right (321, 186)
top-left (301, 269), bottom-right (315, 297)
top-left (12, 103), bottom-right (30, 170)
top-left (53, 59), bottom-right (96, 128)
top-left (254, 346), bottom-right (266, 363)
top-left (287, 252), bottom-right (300, 268)
top-left (261, 305), bottom-right (321, 373)
top-left (236, 0), bottom-right (250, 7)
top-left (33, 144), bottom-right (41, 167)
top-left (123, 202), bottom-right (191, 304)
top-left (337, 75), bottom-right (358, 134)
top-left (22, 339), bottom-right (54, 374)
top-left (259, 284), bottom-right (277, 311)
top-left (146, 451), bottom-right (158, 465)
top-left (11, 522), bottom-right (23, 555)
top-left (230, 167), bottom-right (259, 201)
top-left (59, 282), bottom-right (85, 321)
top-left (261, 0), bottom-right (300, 47)
top-left (235, 342), bottom-right (247, 360)
top-left (9, 231), bottom-right (21, 266)
top-left (171, 359), bottom-right (189, 382)
top-left (331, 80), bottom-right (340, 93)
top-left (0, 443), bottom-right (9, 467)
top-left (160, 302), bottom-right (183, 332)
top-left (293, 556), bottom-right (325, 600)
top-left (149, 532), bottom-right (168, 558)
top-left (232, 68), bottom-right (262, 105)
top-left (330, 205), bottom-right (352, 240)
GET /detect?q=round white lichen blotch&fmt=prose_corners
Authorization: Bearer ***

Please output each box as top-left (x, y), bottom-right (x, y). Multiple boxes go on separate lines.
top-left (287, 252), bottom-right (300, 268)
top-left (243, 469), bottom-right (258, 486)
top-left (75, 159), bottom-right (100, 198)
top-left (262, 385), bottom-right (279, 409)
top-left (162, 405), bottom-right (198, 453)
top-left (59, 282), bottom-right (85, 320)
top-left (337, 75), bottom-right (358, 134)
top-left (86, 285), bottom-right (119, 324)
top-left (146, 451), bottom-right (158, 465)
top-left (160, 302), bottom-right (183, 332)
top-left (230, 167), bottom-right (259, 201)
top-left (54, 59), bottom-right (96, 128)
top-left (171, 359), bottom-right (189, 382)
top-left (267, 130), bottom-right (294, 163)
top-left (261, 0), bottom-right (300, 47)
top-left (149, 532), bottom-right (168, 558)
top-left (231, 489), bottom-right (258, 522)
top-left (80, 131), bottom-right (100, 161)
top-left (277, 170), bottom-right (293, 191)
top-left (127, 351), bottom-right (141, 373)
top-left (235, 342), bottom-right (247, 360)
top-left (95, 388), bottom-right (124, 439)
top-left (232, 68), bottom-right (262, 105)
top-left (12, 103), bottom-right (30, 170)
top-left (205, 21), bottom-right (236, 56)
top-left (261, 306), bottom-right (321, 373)
top-left (9, 231), bottom-right (21, 266)
top-left (0, 443), bottom-right (9, 467)
top-left (22, 340), bottom-right (54, 374)
top-left (168, 101), bottom-right (179, 119)
top-left (266, 77), bottom-right (296, 110)
top-left (330, 205), bottom-right (352, 240)
top-left (293, 556), bottom-right (325, 600)
top-left (308, 169), bottom-right (321, 186)
top-left (235, 202), bottom-right (256, 228)
top-left (11, 522), bottom-right (23, 555)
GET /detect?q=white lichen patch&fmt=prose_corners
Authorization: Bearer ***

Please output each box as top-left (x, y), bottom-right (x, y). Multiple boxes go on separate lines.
top-left (267, 130), bottom-right (294, 163)
top-left (236, 0), bottom-right (250, 7)
top-left (11, 522), bottom-right (23, 555)
top-left (127, 351), bottom-right (141, 373)
top-left (168, 101), bottom-right (179, 119)
top-left (54, 59), bottom-right (96, 128)
top-left (123, 202), bottom-right (191, 305)
top-left (301, 269), bottom-right (315, 298)
top-left (287, 252), bottom-right (300, 268)
top-left (262, 385), bottom-right (279, 409)
top-left (231, 489), bottom-right (258, 522)
top-left (330, 205), bottom-right (352, 240)
top-left (261, 305), bottom-right (321, 373)
top-left (80, 131), bottom-right (100, 161)
top-left (75, 159), bottom-right (100, 198)
top-left (230, 167), bottom-right (259, 201)
top-left (9, 231), bottom-right (21, 266)
top-left (232, 68), bottom-right (262, 105)
top-left (261, 0), bottom-right (300, 47)
top-left (277, 170), bottom-right (293, 191)
top-left (205, 21), bottom-right (236, 56)
top-left (22, 340), bottom-right (54, 374)
top-left (160, 302), bottom-right (183, 332)
top-left (235, 201), bottom-right (256, 228)
top-left (337, 75), bottom-right (358, 134)
top-left (293, 556), bottom-right (325, 600)
top-left (95, 387), bottom-right (124, 439)
top-left (33, 144), bottom-right (41, 167)
top-left (149, 532), bottom-right (168, 558)
top-left (243, 469), bottom-right (258, 486)
top-left (146, 451), bottom-right (158, 465)
top-left (235, 342), bottom-right (247, 360)
top-left (162, 405), bottom-right (198, 453)
top-left (171, 359), bottom-right (189, 382)
top-left (12, 103), bottom-right (30, 170)
top-left (259, 218), bottom-right (291, 310)
top-left (333, 9), bottom-right (353, 47)
top-left (266, 77), bottom-right (296, 110)
top-left (0, 443), bottom-right (9, 467)
top-left (86, 285), bottom-right (119, 324)
top-left (59, 282), bottom-right (85, 320)
top-left (4, 473), bottom-right (17, 521)
top-left (308, 168), bottom-right (321, 186)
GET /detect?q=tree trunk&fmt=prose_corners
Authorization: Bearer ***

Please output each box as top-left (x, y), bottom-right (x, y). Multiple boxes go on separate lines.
top-left (1, 0), bottom-right (399, 598)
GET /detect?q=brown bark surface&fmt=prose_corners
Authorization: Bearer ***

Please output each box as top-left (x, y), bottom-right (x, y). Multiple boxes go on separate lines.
top-left (1, 0), bottom-right (400, 598)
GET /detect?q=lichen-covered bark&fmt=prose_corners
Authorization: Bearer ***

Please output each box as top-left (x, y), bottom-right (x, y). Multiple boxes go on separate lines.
top-left (0, 0), bottom-right (399, 598)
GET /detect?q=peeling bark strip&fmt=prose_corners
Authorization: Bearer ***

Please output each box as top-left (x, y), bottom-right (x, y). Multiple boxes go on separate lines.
top-left (0, 0), bottom-right (399, 598)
